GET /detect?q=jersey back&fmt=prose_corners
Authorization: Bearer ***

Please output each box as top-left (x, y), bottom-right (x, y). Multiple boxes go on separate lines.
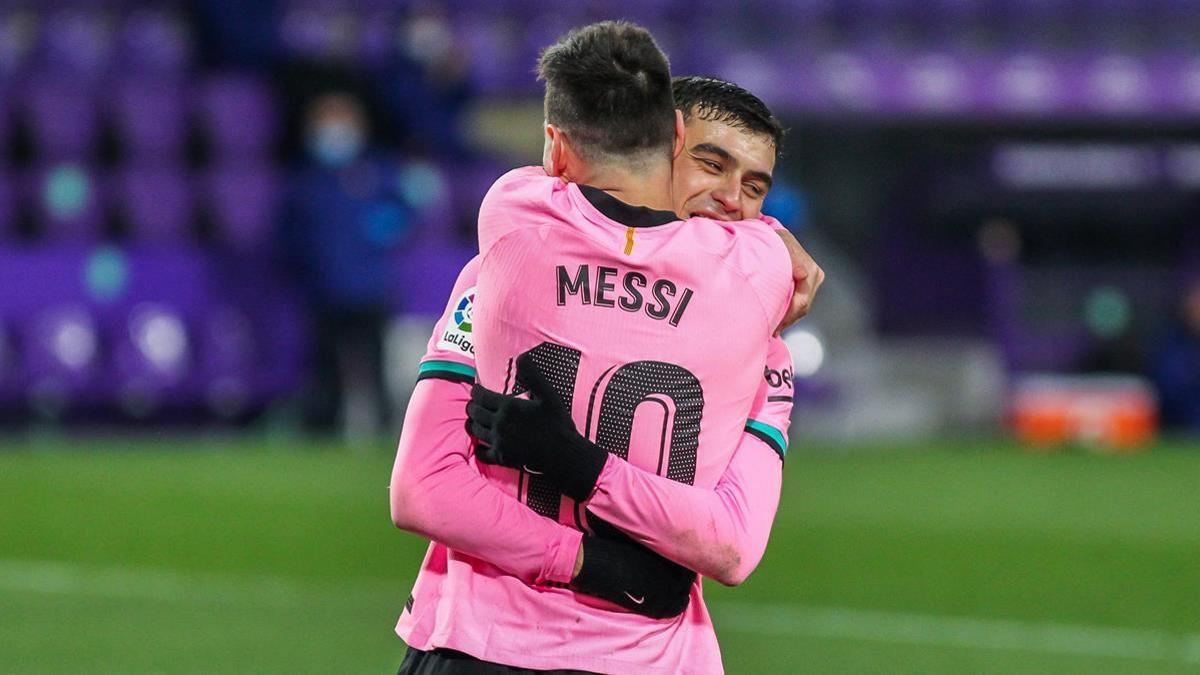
top-left (474, 166), bottom-right (792, 517)
top-left (404, 167), bottom-right (792, 673)
top-left (396, 254), bottom-right (797, 675)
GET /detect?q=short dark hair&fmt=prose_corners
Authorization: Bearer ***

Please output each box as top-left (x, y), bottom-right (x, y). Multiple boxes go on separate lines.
top-left (537, 21), bottom-right (676, 165)
top-left (673, 75), bottom-right (786, 155)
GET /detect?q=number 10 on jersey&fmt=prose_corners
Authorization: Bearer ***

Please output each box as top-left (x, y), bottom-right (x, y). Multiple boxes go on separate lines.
top-left (506, 342), bottom-right (705, 519)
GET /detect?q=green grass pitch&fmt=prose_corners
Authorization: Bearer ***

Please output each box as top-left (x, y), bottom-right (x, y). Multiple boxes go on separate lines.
top-left (2, 436), bottom-right (1198, 673)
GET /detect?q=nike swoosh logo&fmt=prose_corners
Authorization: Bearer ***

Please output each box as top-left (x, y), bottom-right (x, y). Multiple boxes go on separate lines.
top-left (523, 465), bottom-right (544, 475)
top-left (623, 592), bottom-right (645, 605)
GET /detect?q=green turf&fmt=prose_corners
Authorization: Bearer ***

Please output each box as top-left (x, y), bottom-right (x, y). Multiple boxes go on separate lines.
top-left (1, 437), bottom-right (1198, 673)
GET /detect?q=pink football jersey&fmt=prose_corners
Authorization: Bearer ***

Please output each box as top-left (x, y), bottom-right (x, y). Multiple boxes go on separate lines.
top-left (424, 167), bottom-right (787, 672)
top-left (396, 233), bottom-right (794, 672)
top-left (474, 166), bottom-right (791, 490)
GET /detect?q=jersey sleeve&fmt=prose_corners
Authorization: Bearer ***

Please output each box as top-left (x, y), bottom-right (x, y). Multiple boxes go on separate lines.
top-left (584, 337), bottom-right (795, 585)
top-left (743, 337), bottom-right (795, 461)
top-left (390, 380), bottom-right (581, 585)
top-left (707, 216), bottom-right (794, 336)
top-left (747, 223), bottom-right (796, 335)
top-left (392, 257), bottom-right (583, 586)
top-left (476, 166), bottom-right (554, 257)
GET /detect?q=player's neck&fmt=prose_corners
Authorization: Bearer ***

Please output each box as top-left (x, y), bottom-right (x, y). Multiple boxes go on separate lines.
top-left (573, 162), bottom-right (674, 213)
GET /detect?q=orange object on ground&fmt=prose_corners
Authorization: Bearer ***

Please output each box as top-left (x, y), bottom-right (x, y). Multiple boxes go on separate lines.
top-left (1009, 375), bottom-right (1157, 452)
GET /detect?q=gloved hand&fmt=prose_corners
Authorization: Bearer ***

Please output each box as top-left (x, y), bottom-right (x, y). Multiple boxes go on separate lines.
top-left (573, 514), bottom-right (696, 619)
top-left (466, 354), bottom-right (608, 502)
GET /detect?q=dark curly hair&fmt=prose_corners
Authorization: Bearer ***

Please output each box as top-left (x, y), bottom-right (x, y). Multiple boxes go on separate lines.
top-left (538, 21), bottom-right (676, 165)
top-left (672, 75), bottom-right (786, 155)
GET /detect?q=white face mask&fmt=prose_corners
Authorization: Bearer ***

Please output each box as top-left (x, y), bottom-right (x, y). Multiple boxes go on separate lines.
top-left (308, 122), bottom-right (364, 167)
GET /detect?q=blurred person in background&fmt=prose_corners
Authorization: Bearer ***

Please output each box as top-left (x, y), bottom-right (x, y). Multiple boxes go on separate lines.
top-left (1150, 276), bottom-right (1200, 432)
top-left (375, 4), bottom-right (475, 158)
top-left (280, 91), bottom-right (412, 438)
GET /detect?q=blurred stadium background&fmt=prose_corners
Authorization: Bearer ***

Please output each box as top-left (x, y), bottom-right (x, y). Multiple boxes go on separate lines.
top-left (1, 1), bottom-right (1199, 673)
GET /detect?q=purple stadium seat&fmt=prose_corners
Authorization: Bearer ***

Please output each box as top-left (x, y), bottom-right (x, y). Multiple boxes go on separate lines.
top-left (197, 306), bottom-right (256, 417)
top-left (279, 4), bottom-right (361, 62)
top-left (26, 163), bottom-right (106, 242)
top-left (512, 11), bottom-right (587, 92)
top-left (111, 79), bottom-right (188, 160)
top-left (359, 8), bottom-right (398, 67)
top-left (112, 165), bottom-right (195, 244)
top-left (38, 7), bottom-right (114, 79)
top-left (998, 0), bottom-right (1074, 32)
top-left (279, 4), bottom-right (322, 55)
top-left (23, 78), bottom-right (100, 159)
top-left (200, 307), bottom-right (255, 374)
top-left (21, 306), bottom-right (103, 413)
top-left (196, 74), bottom-right (278, 158)
top-left (1088, 0), bottom-right (1143, 13)
top-left (0, 171), bottom-right (16, 240)
top-left (0, 319), bottom-right (16, 400)
top-left (760, 0), bottom-right (837, 19)
top-left (110, 303), bottom-right (193, 409)
top-left (105, 251), bottom-right (227, 410)
top-left (0, 10), bottom-right (38, 79)
top-left (714, 50), bottom-right (795, 111)
top-left (455, 16), bottom-right (521, 94)
top-left (118, 8), bottom-right (193, 73)
top-left (202, 255), bottom-right (307, 402)
top-left (205, 163), bottom-right (281, 252)
top-left (0, 91), bottom-right (12, 145)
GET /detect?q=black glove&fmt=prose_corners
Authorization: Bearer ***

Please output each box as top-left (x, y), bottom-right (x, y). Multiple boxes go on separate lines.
top-left (572, 515), bottom-right (696, 619)
top-left (466, 354), bottom-right (608, 502)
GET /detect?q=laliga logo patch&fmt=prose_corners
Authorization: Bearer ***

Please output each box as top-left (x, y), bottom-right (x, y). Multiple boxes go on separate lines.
top-left (438, 286), bottom-right (476, 356)
top-left (453, 292), bottom-right (474, 332)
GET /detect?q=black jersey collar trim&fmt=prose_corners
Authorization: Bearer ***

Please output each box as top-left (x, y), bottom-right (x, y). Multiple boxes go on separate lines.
top-left (578, 185), bottom-right (680, 229)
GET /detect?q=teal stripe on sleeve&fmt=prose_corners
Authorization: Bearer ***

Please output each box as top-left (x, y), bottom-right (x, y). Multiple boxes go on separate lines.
top-left (417, 359), bottom-right (476, 383)
top-left (744, 419), bottom-right (788, 459)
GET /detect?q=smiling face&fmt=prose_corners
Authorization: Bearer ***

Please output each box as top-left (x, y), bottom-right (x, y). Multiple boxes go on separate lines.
top-left (672, 112), bottom-right (777, 221)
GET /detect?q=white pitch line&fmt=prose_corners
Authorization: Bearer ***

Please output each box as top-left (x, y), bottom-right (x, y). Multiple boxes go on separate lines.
top-left (2, 559), bottom-right (1198, 665)
top-left (713, 601), bottom-right (1200, 664)
top-left (0, 559), bottom-right (394, 607)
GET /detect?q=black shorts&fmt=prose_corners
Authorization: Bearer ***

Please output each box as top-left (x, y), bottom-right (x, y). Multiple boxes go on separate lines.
top-left (397, 647), bottom-right (595, 675)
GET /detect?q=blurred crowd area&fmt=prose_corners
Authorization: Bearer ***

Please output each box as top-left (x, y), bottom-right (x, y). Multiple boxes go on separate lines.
top-left (0, 0), bottom-right (1197, 442)
top-left (0, 1), bottom-right (503, 431)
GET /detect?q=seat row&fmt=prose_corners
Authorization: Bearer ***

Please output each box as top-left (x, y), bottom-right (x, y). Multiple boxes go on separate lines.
top-left (0, 247), bottom-right (305, 420)
top-left (0, 74), bottom-right (276, 161)
top-left (0, 163), bottom-right (279, 250)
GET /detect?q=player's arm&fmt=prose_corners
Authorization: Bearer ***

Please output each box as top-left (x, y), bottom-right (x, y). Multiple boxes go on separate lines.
top-left (585, 243), bottom-right (798, 584)
top-left (389, 258), bottom-right (580, 586)
top-left (765, 216), bottom-right (825, 335)
top-left (390, 378), bottom-right (581, 585)
top-left (394, 374), bottom-right (694, 617)
top-left (584, 344), bottom-right (792, 586)
top-left (468, 340), bottom-right (795, 586)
